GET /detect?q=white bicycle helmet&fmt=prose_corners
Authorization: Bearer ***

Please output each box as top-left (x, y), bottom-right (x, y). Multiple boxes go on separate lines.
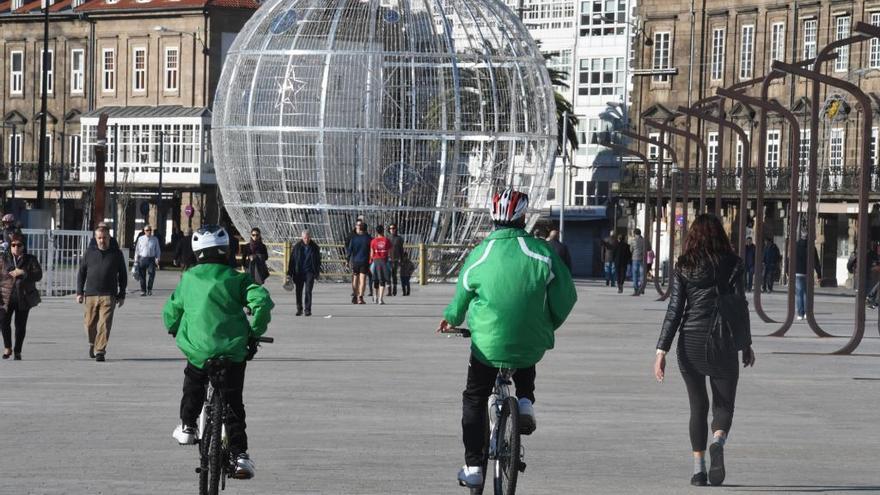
top-left (491, 188), bottom-right (529, 224)
top-left (191, 224), bottom-right (230, 260)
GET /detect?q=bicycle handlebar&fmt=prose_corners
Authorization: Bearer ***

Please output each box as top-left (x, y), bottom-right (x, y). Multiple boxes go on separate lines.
top-left (439, 327), bottom-right (471, 338)
top-left (257, 336), bottom-right (274, 344)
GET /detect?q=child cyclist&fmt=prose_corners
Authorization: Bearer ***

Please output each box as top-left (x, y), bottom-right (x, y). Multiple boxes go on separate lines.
top-left (162, 225), bottom-right (274, 480)
top-left (438, 188), bottom-right (578, 489)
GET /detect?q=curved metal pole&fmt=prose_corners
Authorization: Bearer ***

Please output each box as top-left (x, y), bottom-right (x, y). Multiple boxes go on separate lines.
top-left (775, 48), bottom-right (874, 355)
top-left (645, 117), bottom-right (707, 230)
top-left (718, 86), bottom-right (800, 331)
top-left (620, 129), bottom-right (678, 300)
top-left (677, 104), bottom-right (725, 215)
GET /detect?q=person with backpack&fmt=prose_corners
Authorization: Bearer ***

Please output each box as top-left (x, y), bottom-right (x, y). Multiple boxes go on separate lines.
top-left (654, 214), bottom-right (756, 487)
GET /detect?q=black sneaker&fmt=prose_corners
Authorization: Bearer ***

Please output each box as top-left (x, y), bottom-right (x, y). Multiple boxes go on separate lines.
top-left (708, 442), bottom-right (725, 486)
top-left (89, 345), bottom-right (95, 359)
top-left (304, 311), bottom-right (311, 317)
top-left (95, 353), bottom-right (106, 362)
top-left (295, 310), bottom-right (303, 316)
top-left (691, 472), bottom-right (708, 486)
top-left (147, 290), bottom-right (152, 296)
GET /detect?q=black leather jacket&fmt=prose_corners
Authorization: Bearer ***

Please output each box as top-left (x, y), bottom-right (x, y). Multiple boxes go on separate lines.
top-left (657, 253), bottom-right (747, 352)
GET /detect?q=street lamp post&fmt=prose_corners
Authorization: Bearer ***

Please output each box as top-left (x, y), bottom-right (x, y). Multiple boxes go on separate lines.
top-left (1, 124), bottom-right (17, 211)
top-left (113, 124), bottom-right (119, 234)
top-left (157, 130), bottom-right (165, 243)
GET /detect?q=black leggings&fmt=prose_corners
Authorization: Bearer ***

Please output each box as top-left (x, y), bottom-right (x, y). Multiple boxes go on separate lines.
top-left (180, 361), bottom-right (248, 455)
top-left (1, 299), bottom-right (30, 354)
top-left (462, 354), bottom-right (536, 467)
top-left (680, 370), bottom-right (738, 451)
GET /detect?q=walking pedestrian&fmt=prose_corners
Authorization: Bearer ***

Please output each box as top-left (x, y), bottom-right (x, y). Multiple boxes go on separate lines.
top-left (1, 234), bottom-right (41, 360)
top-left (399, 251), bottom-right (415, 296)
top-left (654, 214), bottom-right (756, 487)
top-left (546, 229), bottom-right (572, 272)
top-left (0, 214), bottom-right (23, 254)
top-left (387, 223), bottom-right (404, 296)
top-left (614, 234), bottom-right (631, 294)
top-left (347, 221), bottom-right (372, 304)
top-left (795, 231), bottom-right (821, 320)
top-left (173, 229), bottom-right (197, 271)
top-left (76, 227), bottom-right (127, 362)
top-left (761, 237), bottom-right (781, 293)
top-left (243, 228), bottom-right (270, 285)
top-left (601, 231), bottom-right (617, 287)
top-left (287, 229), bottom-right (321, 316)
top-left (87, 222), bottom-right (120, 251)
top-left (744, 237), bottom-right (756, 292)
top-left (134, 225), bottom-right (161, 296)
top-left (369, 225), bottom-right (391, 305)
top-left (630, 228), bottom-right (646, 295)
top-left (646, 246), bottom-right (655, 282)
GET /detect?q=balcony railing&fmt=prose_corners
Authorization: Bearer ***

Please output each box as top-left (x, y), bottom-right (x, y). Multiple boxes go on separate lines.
top-left (0, 162), bottom-right (80, 184)
top-left (617, 163), bottom-right (879, 198)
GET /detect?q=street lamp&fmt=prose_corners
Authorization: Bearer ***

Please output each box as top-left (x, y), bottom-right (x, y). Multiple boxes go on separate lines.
top-left (153, 26), bottom-right (210, 55)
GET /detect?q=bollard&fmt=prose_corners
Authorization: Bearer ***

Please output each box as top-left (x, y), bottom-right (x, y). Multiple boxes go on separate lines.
top-left (419, 242), bottom-right (427, 286)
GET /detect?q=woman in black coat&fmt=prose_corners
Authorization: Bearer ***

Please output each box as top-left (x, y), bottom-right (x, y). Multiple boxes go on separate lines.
top-left (654, 214), bottom-right (756, 487)
top-left (242, 228), bottom-right (270, 285)
top-left (1, 234), bottom-right (42, 360)
top-left (613, 234), bottom-right (631, 294)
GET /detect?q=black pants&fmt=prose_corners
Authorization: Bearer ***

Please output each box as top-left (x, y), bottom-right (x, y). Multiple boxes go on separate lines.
top-left (294, 272), bottom-right (316, 312)
top-left (400, 276), bottom-right (411, 295)
top-left (388, 260), bottom-right (399, 294)
top-left (462, 354), bottom-right (536, 466)
top-left (680, 368), bottom-right (738, 452)
top-left (746, 267), bottom-right (754, 291)
top-left (1, 299), bottom-right (30, 354)
top-left (138, 257), bottom-right (156, 292)
top-left (762, 266), bottom-right (776, 292)
top-left (615, 263), bottom-right (627, 290)
top-left (180, 361), bottom-right (248, 455)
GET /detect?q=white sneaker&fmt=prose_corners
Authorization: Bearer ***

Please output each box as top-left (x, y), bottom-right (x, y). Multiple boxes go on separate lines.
top-left (233, 453), bottom-right (256, 480)
top-left (172, 423), bottom-right (198, 445)
top-left (457, 465), bottom-right (483, 488)
top-left (797, 315), bottom-right (805, 321)
top-left (518, 398), bottom-right (536, 435)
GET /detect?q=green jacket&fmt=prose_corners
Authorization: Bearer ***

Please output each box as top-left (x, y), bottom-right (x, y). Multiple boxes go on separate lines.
top-left (443, 228), bottom-right (577, 368)
top-left (163, 263), bottom-right (274, 369)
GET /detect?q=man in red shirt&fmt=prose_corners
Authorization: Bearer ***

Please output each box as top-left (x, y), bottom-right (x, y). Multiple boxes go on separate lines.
top-left (370, 225), bottom-right (391, 305)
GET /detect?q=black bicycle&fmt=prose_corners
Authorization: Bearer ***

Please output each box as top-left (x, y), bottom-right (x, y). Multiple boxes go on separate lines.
top-left (440, 328), bottom-right (525, 495)
top-left (196, 336), bottom-right (273, 495)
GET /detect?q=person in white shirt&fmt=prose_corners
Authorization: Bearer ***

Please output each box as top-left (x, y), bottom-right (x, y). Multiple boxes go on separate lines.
top-left (134, 225), bottom-right (161, 296)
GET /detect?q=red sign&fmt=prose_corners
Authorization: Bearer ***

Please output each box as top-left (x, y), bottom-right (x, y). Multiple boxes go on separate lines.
top-left (184, 205), bottom-right (195, 218)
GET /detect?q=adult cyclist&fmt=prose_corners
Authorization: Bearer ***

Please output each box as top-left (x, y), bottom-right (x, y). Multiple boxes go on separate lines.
top-left (438, 188), bottom-right (578, 489)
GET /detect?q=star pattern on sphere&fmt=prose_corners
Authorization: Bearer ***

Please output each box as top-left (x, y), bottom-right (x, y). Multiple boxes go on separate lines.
top-left (276, 64), bottom-right (308, 111)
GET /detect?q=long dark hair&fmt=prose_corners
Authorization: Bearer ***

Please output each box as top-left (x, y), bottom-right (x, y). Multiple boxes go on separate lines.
top-left (678, 214), bottom-right (734, 270)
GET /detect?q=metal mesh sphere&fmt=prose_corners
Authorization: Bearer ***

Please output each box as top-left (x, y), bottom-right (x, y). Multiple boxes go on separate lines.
top-left (212, 0), bottom-right (557, 274)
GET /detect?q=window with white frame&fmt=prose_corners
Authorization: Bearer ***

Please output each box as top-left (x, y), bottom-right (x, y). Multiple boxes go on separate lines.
top-left (584, 118), bottom-right (610, 153)
top-left (829, 128), bottom-right (844, 168)
top-left (803, 19), bottom-right (817, 60)
top-left (871, 127), bottom-right (879, 166)
top-left (580, 0), bottom-right (626, 36)
top-left (42, 134), bottom-right (53, 164)
top-left (519, 0), bottom-right (575, 30)
top-left (739, 25), bottom-right (754, 80)
top-left (545, 49), bottom-right (572, 83)
top-left (102, 48), bottom-right (115, 92)
top-left (871, 13), bottom-right (880, 68)
top-left (653, 32), bottom-right (671, 82)
top-left (770, 22), bottom-right (785, 66)
top-left (164, 47), bottom-right (179, 91)
top-left (8, 133), bottom-right (22, 162)
top-left (799, 129), bottom-right (810, 169)
top-left (578, 57), bottom-right (625, 99)
top-left (68, 134), bottom-right (81, 165)
top-left (71, 49), bottom-right (84, 94)
top-left (132, 47), bottom-right (146, 92)
top-left (82, 122), bottom-right (202, 171)
top-left (37, 49), bottom-right (54, 95)
top-left (573, 180), bottom-right (586, 206)
top-left (834, 15), bottom-right (850, 72)
top-left (648, 132), bottom-right (660, 161)
top-left (10, 51), bottom-right (23, 95)
top-left (766, 129), bottom-right (781, 172)
top-left (707, 132), bottom-right (719, 170)
top-left (710, 27), bottom-right (725, 81)
top-left (736, 131), bottom-right (750, 170)
top-left (11, 0), bottom-right (23, 8)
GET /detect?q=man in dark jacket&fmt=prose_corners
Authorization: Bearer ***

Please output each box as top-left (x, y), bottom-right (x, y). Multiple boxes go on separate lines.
top-left (546, 229), bottom-right (572, 272)
top-left (347, 222), bottom-right (372, 304)
top-left (76, 227), bottom-right (127, 362)
top-left (287, 229), bottom-right (321, 316)
top-left (762, 237), bottom-right (781, 293)
top-left (795, 233), bottom-right (821, 320)
top-left (744, 236), bottom-right (756, 292)
top-left (387, 224), bottom-right (404, 296)
top-left (613, 234), bottom-right (631, 294)
top-left (173, 230), bottom-right (197, 270)
top-left (601, 231), bottom-right (617, 287)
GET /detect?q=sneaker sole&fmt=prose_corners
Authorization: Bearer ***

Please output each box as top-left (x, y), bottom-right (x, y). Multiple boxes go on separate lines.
top-left (232, 470), bottom-right (254, 480)
top-left (708, 443), bottom-right (725, 486)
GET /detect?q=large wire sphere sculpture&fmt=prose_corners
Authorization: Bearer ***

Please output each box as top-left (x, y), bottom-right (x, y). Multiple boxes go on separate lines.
top-left (212, 0), bottom-right (558, 275)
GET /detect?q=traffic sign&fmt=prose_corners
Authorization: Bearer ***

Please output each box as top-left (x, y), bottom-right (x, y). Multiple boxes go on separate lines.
top-left (184, 204), bottom-right (195, 218)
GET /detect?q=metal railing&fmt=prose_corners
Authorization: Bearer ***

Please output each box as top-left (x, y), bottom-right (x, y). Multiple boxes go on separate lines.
top-left (2, 162), bottom-right (79, 183)
top-left (22, 228), bottom-right (96, 296)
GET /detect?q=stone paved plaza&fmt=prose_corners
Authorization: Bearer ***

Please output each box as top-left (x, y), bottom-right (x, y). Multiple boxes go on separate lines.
top-left (3, 272), bottom-right (878, 494)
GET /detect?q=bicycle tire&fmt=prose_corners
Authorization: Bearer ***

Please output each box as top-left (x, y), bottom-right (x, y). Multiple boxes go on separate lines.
top-left (207, 392), bottom-right (224, 495)
top-left (493, 397), bottom-right (520, 495)
top-left (198, 405), bottom-right (211, 495)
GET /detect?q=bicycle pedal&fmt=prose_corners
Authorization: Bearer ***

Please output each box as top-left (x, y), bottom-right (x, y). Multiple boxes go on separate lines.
top-left (518, 462), bottom-right (527, 473)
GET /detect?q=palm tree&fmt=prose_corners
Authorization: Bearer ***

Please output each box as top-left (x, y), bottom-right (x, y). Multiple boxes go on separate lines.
top-left (543, 50), bottom-right (579, 156)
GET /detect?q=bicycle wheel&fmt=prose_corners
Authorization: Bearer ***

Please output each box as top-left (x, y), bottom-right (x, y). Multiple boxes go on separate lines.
top-left (493, 397), bottom-right (520, 495)
top-left (198, 404), bottom-right (211, 495)
top-left (207, 392), bottom-right (224, 495)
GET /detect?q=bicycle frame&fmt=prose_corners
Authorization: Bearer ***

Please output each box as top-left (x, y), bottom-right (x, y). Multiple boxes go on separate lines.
top-left (487, 370), bottom-right (514, 458)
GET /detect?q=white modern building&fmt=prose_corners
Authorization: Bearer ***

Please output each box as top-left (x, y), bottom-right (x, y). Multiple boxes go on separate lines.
top-left (505, 0), bottom-right (633, 275)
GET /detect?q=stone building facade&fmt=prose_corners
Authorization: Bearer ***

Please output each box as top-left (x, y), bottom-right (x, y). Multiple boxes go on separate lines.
top-left (626, 0), bottom-right (880, 285)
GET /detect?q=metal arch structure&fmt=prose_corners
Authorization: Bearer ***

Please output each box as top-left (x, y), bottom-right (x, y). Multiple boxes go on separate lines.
top-left (619, 129), bottom-right (678, 301)
top-left (211, 0), bottom-right (557, 273)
